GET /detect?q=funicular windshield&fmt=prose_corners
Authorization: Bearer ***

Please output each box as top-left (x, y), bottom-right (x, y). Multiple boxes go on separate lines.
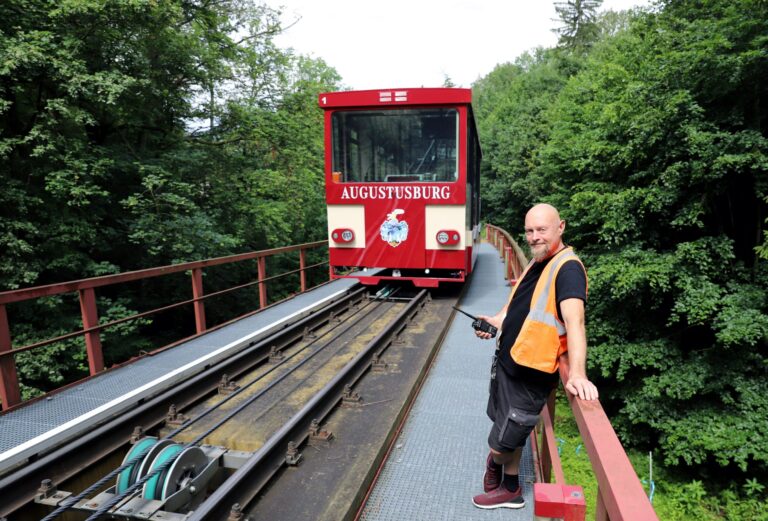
top-left (332, 108), bottom-right (458, 183)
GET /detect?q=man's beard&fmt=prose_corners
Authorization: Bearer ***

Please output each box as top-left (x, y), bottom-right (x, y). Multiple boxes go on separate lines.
top-left (530, 243), bottom-right (548, 261)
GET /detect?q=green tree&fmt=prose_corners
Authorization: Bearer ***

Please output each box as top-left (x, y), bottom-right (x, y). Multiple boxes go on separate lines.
top-left (545, 0), bottom-right (768, 473)
top-left (0, 0), bottom-right (341, 398)
top-left (553, 0), bottom-right (604, 51)
top-left (475, 0), bottom-right (768, 503)
top-left (473, 49), bottom-right (573, 228)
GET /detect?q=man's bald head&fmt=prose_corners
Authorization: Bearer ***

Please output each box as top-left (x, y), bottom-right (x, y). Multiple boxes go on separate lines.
top-left (526, 203), bottom-right (561, 224)
top-left (524, 203), bottom-right (565, 261)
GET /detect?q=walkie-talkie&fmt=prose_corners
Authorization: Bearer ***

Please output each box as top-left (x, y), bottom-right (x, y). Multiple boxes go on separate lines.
top-left (452, 307), bottom-right (498, 338)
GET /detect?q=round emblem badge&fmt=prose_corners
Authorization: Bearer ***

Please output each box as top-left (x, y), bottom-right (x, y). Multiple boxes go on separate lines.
top-left (380, 209), bottom-right (409, 247)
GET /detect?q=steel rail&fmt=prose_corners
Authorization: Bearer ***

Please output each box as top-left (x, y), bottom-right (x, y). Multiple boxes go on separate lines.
top-left (42, 288), bottom-right (378, 520)
top-left (195, 293), bottom-right (398, 430)
top-left (81, 293), bottom-right (399, 520)
top-left (0, 287), bottom-right (365, 518)
top-left (187, 289), bottom-right (429, 521)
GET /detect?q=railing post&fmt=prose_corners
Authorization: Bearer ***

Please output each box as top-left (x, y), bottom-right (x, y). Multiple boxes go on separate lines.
top-left (505, 246), bottom-right (512, 280)
top-left (547, 389), bottom-right (556, 432)
top-left (78, 288), bottom-right (104, 375)
top-left (595, 487), bottom-right (609, 521)
top-left (0, 304), bottom-right (21, 410)
top-left (258, 256), bottom-right (267, 309)
top-left (541, 430), bottom-right (552, 484)
top-left (299, 248), bottom-right (307, 292)
top-left (191, 268), bottom-right (206, 334)
top-left (539, 389), bottom-right (560, 485)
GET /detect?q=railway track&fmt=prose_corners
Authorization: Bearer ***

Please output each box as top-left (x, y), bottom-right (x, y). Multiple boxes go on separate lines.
top-left (2, 284), bottom-right (460, 520)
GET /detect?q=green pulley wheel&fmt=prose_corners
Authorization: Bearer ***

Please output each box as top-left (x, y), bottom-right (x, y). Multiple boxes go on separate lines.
top-left (135, 439), bottom-right (175, 483)
top-left (142, 443), bottom-right (183, 500)
top-left (115, 437), bottom-right (157, 494)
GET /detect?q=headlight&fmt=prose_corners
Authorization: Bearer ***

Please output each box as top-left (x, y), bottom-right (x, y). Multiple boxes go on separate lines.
top-left (436, 230), bottom-right (460, 246)
top-left (331, 228), bottom-right (355, 243)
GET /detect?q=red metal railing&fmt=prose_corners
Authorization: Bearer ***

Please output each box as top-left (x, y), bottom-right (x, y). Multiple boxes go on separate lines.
top-left (484, 224), bottom-right (658, 521)
top-left (486, 224), bottom-right (527, 284)
top-left (0, 241), bottom-right (327, 411)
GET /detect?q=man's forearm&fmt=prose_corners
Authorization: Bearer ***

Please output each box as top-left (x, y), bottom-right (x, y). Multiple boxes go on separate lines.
top-left (565, 321), bottom-right (588, 379)
top-left (560, 298), bottom-right (588, 379)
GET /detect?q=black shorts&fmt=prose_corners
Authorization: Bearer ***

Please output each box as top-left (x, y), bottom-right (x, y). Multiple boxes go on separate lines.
top-left (486, 360), bottom-right (553, 452)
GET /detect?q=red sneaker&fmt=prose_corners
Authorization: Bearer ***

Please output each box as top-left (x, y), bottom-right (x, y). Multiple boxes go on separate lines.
top-left (483, 453), bottom-right (502, 492)
top-left (472, 485), bottom-right (525, 509)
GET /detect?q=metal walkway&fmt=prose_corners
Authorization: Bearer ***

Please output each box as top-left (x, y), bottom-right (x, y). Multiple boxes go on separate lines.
top-left (361, 242), bottom-right (534, 520)
top-left (0, 278), bottom-right (360, 474)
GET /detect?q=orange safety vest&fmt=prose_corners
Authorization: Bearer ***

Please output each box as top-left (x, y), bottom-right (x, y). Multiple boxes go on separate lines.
top-left (505, 247), bottom-right (587, 373)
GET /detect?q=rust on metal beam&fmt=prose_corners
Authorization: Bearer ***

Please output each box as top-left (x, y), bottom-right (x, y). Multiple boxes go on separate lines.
top-left (299, 248), bottom-right (307, 292)
top-left (191, 268), bottom-right (206, 334)
top-left (257, 257), bottom-right (267, 309)
top-left (78, 288), bottom-right (104, 375)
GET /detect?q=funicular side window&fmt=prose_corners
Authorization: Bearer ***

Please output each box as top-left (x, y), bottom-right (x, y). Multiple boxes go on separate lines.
top-left (332, 109), bottom-right (458, 183)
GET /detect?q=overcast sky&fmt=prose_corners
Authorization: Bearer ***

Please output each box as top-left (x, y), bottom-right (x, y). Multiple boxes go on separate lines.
top-left (270, 0), bottom-right (654, 90)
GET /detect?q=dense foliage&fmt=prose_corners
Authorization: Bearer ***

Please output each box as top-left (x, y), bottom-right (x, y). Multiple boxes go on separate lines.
top-left (1, 0), bottom-right (340, 398)
top-left (474, 0), bottom-right (768, 505)
top-left (3, 0), bottom-right (766, 514)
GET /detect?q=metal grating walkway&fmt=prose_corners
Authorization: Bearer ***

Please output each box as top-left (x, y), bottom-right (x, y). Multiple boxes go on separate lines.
top-left (0, 278), bottom-right (361, 474)
top-left (361, 242), bottom-right (535, 521)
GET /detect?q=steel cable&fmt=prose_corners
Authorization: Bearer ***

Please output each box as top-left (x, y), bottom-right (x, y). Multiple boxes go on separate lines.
top-left (83, 293), bottom-right (395, 520)
top-left (41, 290), bottom-right (394, 520)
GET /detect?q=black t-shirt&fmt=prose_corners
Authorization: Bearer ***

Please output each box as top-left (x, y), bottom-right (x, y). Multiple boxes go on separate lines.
top-left (497, 252), bottom-right (587, 386)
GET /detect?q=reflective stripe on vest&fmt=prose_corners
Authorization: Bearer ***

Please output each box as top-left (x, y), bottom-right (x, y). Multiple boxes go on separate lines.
top-left (509, 247), bottom-right (585, 373)
top-left (528, 309), bottom-right (567, 336)
top-left (530, 249), bottom-right (576, 334)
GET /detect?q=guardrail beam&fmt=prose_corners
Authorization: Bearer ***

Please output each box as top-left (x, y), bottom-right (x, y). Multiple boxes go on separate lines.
top-left (0, 305), bottom-right (21, 410)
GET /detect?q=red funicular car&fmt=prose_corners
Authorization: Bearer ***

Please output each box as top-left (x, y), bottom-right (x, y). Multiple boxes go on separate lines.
top-left (319, 88), bottom-right (481, 288)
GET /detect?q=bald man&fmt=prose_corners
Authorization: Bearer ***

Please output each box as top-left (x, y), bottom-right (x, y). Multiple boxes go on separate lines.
top-left (471, 203), bottom-right (598, 510)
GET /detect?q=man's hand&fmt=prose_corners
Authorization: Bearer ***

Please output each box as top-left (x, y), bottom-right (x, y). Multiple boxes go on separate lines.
top-left (474, 313), bottom-right (504, 340)
top-left (565, 376), bottom-right (599, 401)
